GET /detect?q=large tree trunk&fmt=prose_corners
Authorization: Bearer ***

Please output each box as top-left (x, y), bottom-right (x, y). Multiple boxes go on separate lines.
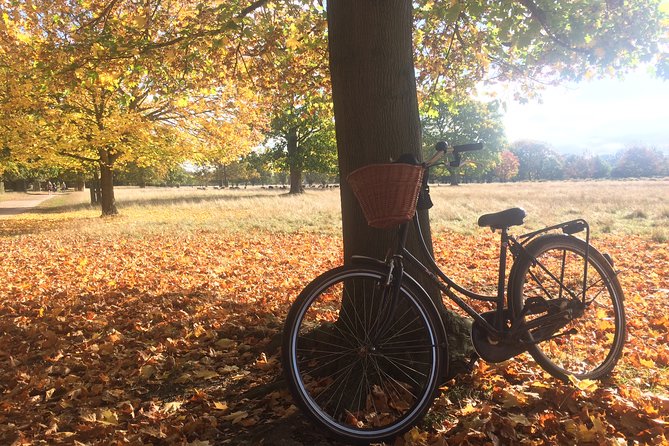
top-left (99, 161), bottom-right (118, 216)
top-left (286, 127), bottom-right (304, 194)
top-left (328, 0), bottom-right (472, 377)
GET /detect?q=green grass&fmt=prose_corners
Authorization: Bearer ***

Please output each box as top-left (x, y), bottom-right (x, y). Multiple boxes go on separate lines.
top-left (10, 178), bottom-right (668, 240)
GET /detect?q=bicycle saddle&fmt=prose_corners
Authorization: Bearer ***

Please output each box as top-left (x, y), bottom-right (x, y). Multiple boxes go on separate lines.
top-left (478, 207), bottom-right (526, 230)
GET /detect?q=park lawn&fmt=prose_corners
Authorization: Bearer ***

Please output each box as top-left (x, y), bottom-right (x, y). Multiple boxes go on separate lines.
top-left (0, 180), bottom-right (667, 445)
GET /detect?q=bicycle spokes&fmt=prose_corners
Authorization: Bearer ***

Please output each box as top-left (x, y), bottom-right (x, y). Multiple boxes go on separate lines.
top-left (286, 270), bottom-right (441, 436)
top-left (513, 237), bottom-right (625, 379)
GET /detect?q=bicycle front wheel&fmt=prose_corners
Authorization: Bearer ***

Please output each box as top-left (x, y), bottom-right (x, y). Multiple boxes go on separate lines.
top-left (510, 234), bottom-right (626, 380)
top-left (282, 265), bottom-right (444, 445)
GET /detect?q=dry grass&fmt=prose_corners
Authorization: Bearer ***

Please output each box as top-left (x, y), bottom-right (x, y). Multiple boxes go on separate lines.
top-left (11, 179), bottom-right (667, 241)
top-left (429, 179), bottom-right (669, 240)
top-left (0, 191), bottom-right (35, 202)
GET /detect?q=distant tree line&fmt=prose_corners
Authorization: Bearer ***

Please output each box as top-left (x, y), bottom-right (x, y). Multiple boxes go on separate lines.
top-left (432, 142), bottom-right (668, 185)
top-left (2, 92), bottom-right (665, 193)
top-left (505, 141), bottom-right (668, 182)
top-left (420, 95), bottom-right (669, 185)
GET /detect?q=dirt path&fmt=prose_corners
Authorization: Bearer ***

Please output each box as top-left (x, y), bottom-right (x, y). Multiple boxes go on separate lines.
top-left (0, 193), bottom-right (55, 218)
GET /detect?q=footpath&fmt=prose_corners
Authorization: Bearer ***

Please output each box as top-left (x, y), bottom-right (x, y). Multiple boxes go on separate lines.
top-left (0, 193), bottom-right (55, 218)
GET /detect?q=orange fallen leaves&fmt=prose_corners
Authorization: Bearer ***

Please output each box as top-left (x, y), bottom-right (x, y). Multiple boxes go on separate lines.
top-left (0, 225), bottom-right (666, 445)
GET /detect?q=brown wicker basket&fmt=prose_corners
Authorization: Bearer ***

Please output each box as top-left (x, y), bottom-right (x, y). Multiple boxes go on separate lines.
top-left (347, 163), bottom-right (424, 228)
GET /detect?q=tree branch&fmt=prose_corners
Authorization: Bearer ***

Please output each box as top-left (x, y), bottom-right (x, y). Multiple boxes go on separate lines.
top-left (60, 151), bottom-right (99, 164)
top-left (77, 0), bottom-right (120, 33)
top-left (516, 0), bottom-right (591, 54)
top-left (238, 0), bottom-right (271, 19)
top-left (65, 0), bottom-right (273, 73)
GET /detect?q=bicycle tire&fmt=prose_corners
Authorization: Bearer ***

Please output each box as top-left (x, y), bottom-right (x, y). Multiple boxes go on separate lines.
top-left (510, 234), bottom-right (626, 380)
top-left (282, 265), bottom-right (444, 445)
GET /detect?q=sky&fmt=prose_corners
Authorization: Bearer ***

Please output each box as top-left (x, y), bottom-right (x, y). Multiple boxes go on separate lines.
top-left (495, 68), bottom-right (669, 156)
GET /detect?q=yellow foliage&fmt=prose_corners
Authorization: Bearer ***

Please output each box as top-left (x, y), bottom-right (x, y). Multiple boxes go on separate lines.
top-left (0, 0), bottom-right (269, 175)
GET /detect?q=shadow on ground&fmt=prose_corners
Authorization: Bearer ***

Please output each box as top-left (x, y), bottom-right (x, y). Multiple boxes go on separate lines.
top-left (0, 286), bottom-right (352, 445)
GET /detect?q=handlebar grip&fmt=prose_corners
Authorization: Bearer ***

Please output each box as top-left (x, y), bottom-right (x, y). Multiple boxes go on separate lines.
top-left (453, 143), bottom-right (483, 153)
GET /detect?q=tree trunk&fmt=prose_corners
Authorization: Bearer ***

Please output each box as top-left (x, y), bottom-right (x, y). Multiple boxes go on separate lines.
top-left (99, 162), bottom-right (118, 216)
top-left (449, 166), bottom-right (461, 186)
top-left (0, 180), bottom-right (4, 194)
top-left (328, 0), bottom-right (472, 377)
top-left (90, 182), bottom-right (100, 204)
top-left (90, 170), bottom-right (101, 205)
top-left (221, 164), bottom-right (228, 188)
top-left (286, 127), bottom-right (303, 194)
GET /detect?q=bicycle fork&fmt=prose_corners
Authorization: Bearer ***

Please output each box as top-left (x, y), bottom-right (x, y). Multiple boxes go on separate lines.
top-left (374, 225), bottom-right (411, 343)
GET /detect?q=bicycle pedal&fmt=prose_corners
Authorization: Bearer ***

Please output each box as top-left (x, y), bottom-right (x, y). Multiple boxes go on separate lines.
top-left (522, 297), bottom-right (549, 315)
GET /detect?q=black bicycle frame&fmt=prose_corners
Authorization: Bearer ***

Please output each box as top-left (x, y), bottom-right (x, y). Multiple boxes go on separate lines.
top-left (390, 216), bottom-right (506, 339)
top-left (390, 213), bottom-right (592, 340)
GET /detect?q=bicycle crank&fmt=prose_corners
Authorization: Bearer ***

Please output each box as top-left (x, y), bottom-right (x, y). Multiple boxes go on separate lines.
top-left (471, 311), bottom-right (527, 363)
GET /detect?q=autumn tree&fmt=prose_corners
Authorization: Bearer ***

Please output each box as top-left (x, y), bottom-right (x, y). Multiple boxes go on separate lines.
top-left (563, 153), bottom-right (611, 179)
top-left (511, 140), bottom-right (564, 180)
top-left (251, 3), bottom-right (333, 194)
top-left (265, 98), bottom-right (337, 194)
top-left (0, 147), bottom-right (10, 193)
top-left (611, 146), bottom-right (668, 178)
top-left (495, 150), bottom-right (521, 182)
top-left (0, 0), bottom-right (267, 216)
top-left (421, 95), bottom-right (507, 185)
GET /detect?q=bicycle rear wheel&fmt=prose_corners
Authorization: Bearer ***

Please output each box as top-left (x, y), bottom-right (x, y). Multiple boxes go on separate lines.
top-left (510, 234), bottom-right (626, 380)
top-left (282, 265), bottom-right (444, 445)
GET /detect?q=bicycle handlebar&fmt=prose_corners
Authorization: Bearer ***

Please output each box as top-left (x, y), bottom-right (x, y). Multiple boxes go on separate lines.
top-left (425, 141), bottom-right (483, 167)
top-left (454, 143), bottom-right (483, 153)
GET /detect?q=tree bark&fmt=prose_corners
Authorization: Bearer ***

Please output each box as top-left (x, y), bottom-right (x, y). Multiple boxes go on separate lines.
top-left (328, 0), bottom-right (472, 377)
top-left (99, 161), bottom-right (118, 216)
top-left (0, 180), bottom-right (4, 194)
top-left (449, 166), bottom-right (461, 186)
top-left (286, 127), bottom-right (304, 194)
top-left (90, 181), bottom-right (101, 204)
top-left (221, 164), bottom-right (228, 188)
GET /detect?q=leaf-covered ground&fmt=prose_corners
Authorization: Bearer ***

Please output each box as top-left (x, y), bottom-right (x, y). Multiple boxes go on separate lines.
top-left (0, 220), bottom-right (667, 445)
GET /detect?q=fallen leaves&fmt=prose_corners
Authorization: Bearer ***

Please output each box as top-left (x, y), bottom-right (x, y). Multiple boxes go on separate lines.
top-left (0, 224), bottom-right (666, 445)
top-left (0, 228), bottom-right (340, 444)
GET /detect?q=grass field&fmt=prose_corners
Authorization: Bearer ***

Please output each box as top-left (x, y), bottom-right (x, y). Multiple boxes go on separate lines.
top-left (15, 178), bottom-right (669, 240)
top-left (0, 179), bottom-right (667, 445)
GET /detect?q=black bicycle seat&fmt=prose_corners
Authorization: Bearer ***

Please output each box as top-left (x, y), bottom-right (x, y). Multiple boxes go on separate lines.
top-left (478, 208), bottom-right (526, 230)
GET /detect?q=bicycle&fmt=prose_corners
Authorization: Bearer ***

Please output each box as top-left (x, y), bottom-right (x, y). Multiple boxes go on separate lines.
top-left (282, 141), bottom-right (626, 445)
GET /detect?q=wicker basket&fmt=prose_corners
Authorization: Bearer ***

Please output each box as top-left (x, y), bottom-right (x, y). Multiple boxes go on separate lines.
top-left (347, 163), bottom-right (424, 228)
